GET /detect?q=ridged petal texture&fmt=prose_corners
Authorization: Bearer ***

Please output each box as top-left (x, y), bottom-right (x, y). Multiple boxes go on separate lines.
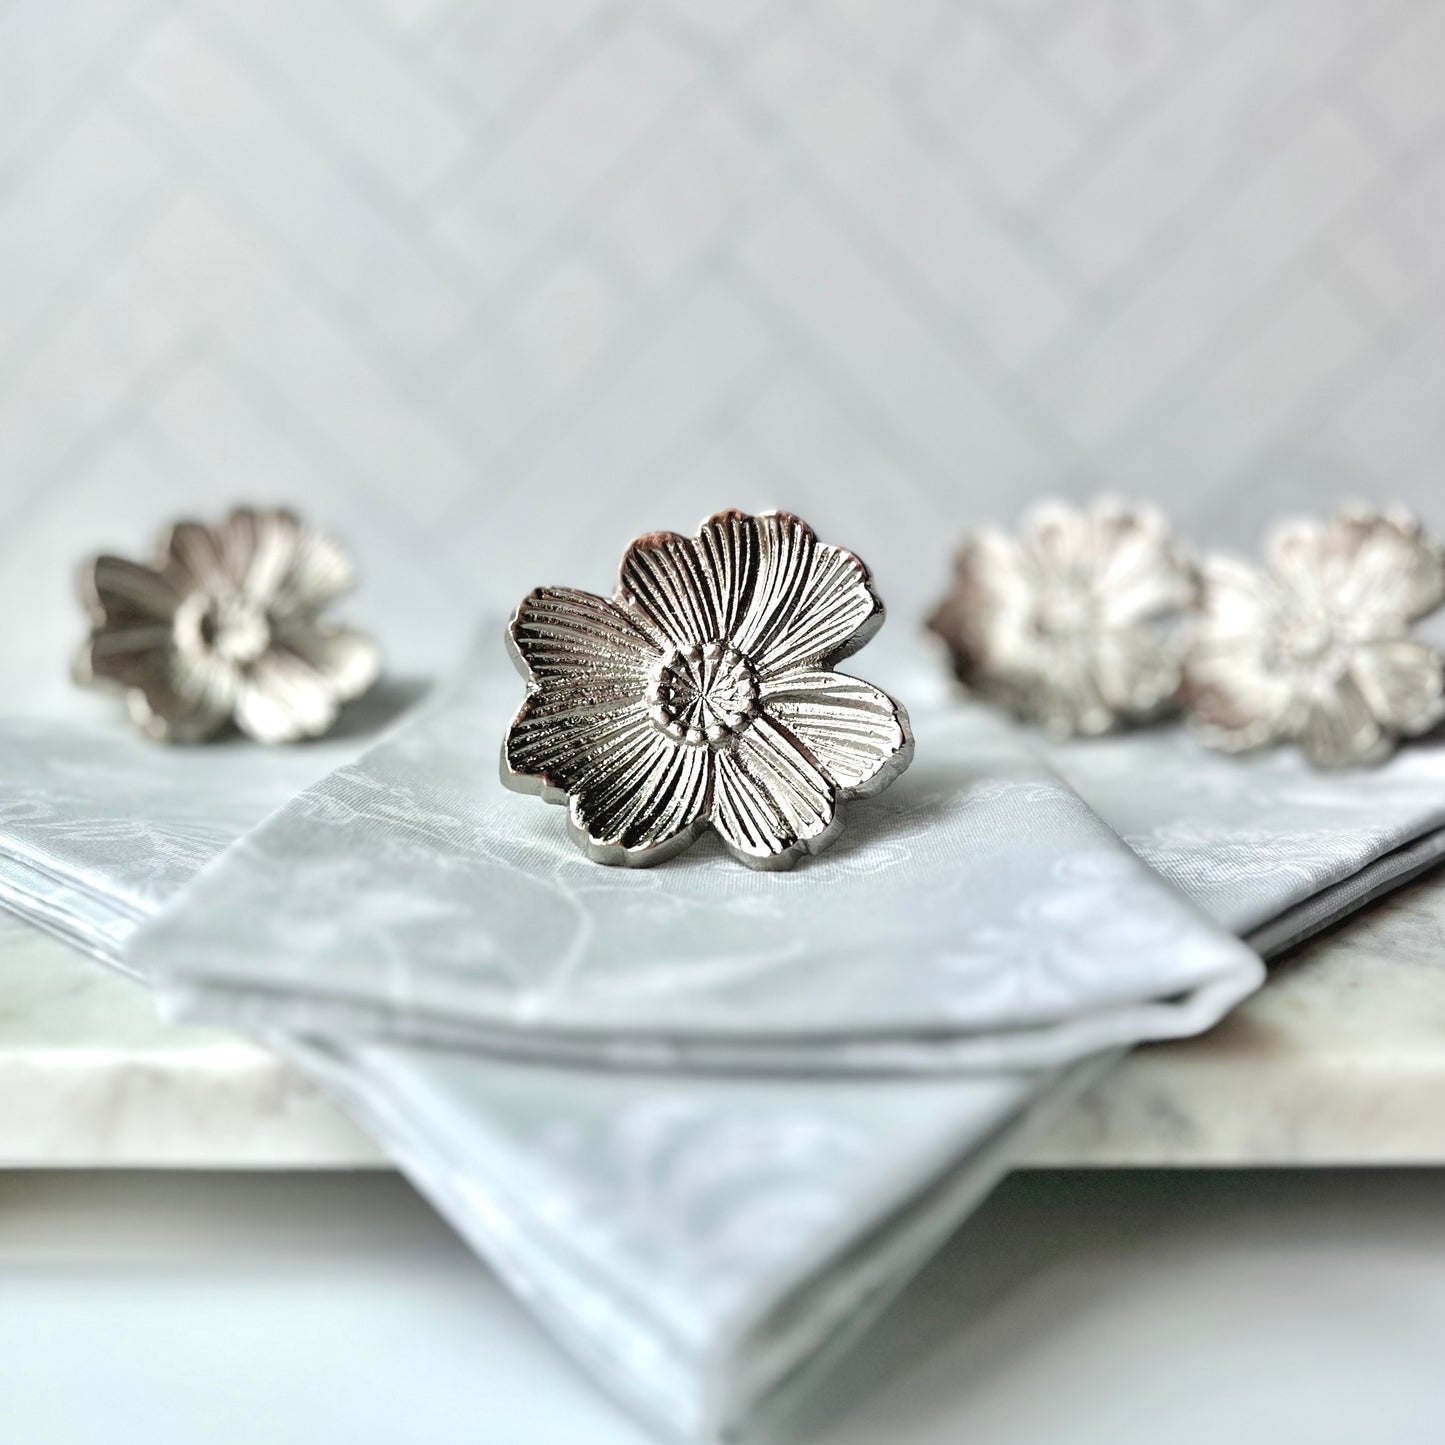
top-left (503, 510), bottom-right (911, 868)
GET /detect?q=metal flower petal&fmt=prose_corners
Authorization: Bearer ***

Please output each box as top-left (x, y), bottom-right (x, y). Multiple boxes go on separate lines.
top-left (76, 506), bottom-right (380, 744)
top-left (928, 497), bottom-right (1196, 738)
top-left (1183, 506), bottom-right (1445, 769)
top-left (502, 510), bottom-right (913, 869)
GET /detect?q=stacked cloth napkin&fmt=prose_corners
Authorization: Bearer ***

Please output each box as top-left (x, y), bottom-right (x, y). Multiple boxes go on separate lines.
top-left (4, 637), bottom-right (1445, 1440)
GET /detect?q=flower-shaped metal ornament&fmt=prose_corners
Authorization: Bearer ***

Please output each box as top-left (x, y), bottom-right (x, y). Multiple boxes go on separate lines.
top-left (502, 510), bottom-right (914, 869)
top-left (76, 506), bottom-right (381, 744)
top-left (1184, 506), bottom-right (1445, 769)
top-left (928, 497), bottom-right (1196, 738)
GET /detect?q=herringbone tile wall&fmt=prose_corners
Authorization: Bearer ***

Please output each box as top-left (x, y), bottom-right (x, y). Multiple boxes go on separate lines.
top-left (3, 0), bottom-right (1443, 711)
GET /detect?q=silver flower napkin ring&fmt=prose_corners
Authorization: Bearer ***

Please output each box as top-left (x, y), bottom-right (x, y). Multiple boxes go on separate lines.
top-left (930, 499), bottom-right (1445, 770)
top-left (75, 506), bottom-right (381, 744)
top-left (928, 497), bottom-right (1196, 739)
top-left (502, 509), bottom-right (914, 869)
top-left (1184, 506), bottom-right (1445, 769)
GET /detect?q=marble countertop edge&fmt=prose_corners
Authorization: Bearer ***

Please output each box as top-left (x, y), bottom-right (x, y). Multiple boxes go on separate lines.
top-left (4, 867), bottom-right (1445, 1170)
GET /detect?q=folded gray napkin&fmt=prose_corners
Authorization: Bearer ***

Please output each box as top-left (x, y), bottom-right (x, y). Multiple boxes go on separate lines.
top-left (3, 648), bottom-right (1444, 1438)
top-left (131, 641), bottom-right (1262, 1073)
top-left (0, 715), bottom-right (379, 969)
top-left (1048, 727), bottom-right (1445, 954)
top-left (0, 706), bottom-right (1108, 1435)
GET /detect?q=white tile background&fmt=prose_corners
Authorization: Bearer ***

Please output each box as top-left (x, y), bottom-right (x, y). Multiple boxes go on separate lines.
top-left (2, 0), bottom-right (1443, 711)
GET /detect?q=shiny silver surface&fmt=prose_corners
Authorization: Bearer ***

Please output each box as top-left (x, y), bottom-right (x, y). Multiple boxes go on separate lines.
top-left (928, 497), bottom-right (1196, 738)
top-left (75, 506), bottom-right (380, 745)
top-left (502, 509), bottom-right (914, 869)
top-left (1184, 505), bottom-right (1445, 769)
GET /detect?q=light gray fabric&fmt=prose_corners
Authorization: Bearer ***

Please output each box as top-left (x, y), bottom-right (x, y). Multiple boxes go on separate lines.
top-left (3, 663), bottom-right (1444, 1438)
top-left (129, 642), bottom-right (1261, 1073)
top-left (0, 691), bottom-right (1112, 1438)
top-left (283, 1038), bottom-right (1109, 1439)
top-left (1047, 726), bottom-right (1445, 941)
top-left (0, 716), bottom-right (391, 968)
top-left (0, 716), bottom-right (1105, 1438)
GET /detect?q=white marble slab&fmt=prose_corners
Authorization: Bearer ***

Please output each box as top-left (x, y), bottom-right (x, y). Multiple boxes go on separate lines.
top-left (0, 912), bottom-right (380, 1167)
top-left (1030, 868), bottom-right (1445, 1166)
top-left (3, 874), bottom-right (1444, 1169)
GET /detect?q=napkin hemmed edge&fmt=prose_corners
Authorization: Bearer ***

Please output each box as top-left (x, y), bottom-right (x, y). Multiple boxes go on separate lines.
top-left (155, 957), bottom-right (1264, 1078)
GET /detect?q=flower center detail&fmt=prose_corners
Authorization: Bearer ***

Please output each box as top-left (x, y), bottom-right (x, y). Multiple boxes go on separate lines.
top-left (176, 591), bottom-right (272, 667)
top-left (1031, 587), bottom-right (1096, 640)
top-left (646, 642), bottom-right (761, 747)
top-left (1271, 602), bottom-right (1348, 679)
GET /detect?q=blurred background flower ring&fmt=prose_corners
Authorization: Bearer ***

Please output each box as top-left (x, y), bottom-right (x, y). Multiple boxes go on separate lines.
top-left (1184, 506), bottom-right (1445, 769)
top-left (75, 507), bottom-right (381, 745)
top-left (928, 497), bottom-right (1197, 739)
